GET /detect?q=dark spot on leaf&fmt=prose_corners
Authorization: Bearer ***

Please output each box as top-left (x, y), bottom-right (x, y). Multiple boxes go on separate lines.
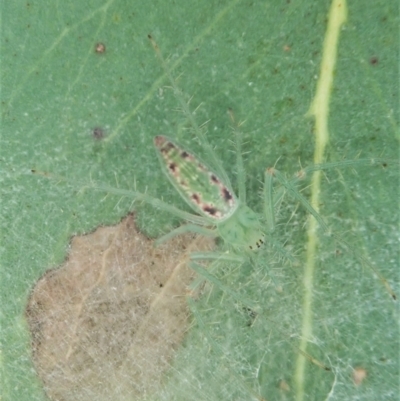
top-left (92, 127), bottom-right (105, 140)
top-left (370, 56), bottom-right (378, 65)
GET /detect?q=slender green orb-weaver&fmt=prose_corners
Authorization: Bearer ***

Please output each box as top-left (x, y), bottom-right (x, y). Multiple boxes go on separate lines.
top-left (154, 135), bottom-right (265, 252)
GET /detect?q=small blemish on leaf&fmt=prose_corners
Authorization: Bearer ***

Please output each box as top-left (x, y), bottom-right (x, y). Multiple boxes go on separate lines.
top-left (352, 366), bottom-right (367, 386)
top-left (95, 43), bottom-right (106, 54)
top-left (92, 127), bottom-right (105, 140)
top-left (370, 56), bottom-right (378, 65)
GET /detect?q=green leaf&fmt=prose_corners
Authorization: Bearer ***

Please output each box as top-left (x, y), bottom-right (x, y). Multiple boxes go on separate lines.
top-left (1, 0), bottom-right (398, 400)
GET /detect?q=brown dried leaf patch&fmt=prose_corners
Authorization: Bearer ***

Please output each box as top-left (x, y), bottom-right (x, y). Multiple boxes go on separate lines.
top-left (26, 213), bottom-right (214, 401)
